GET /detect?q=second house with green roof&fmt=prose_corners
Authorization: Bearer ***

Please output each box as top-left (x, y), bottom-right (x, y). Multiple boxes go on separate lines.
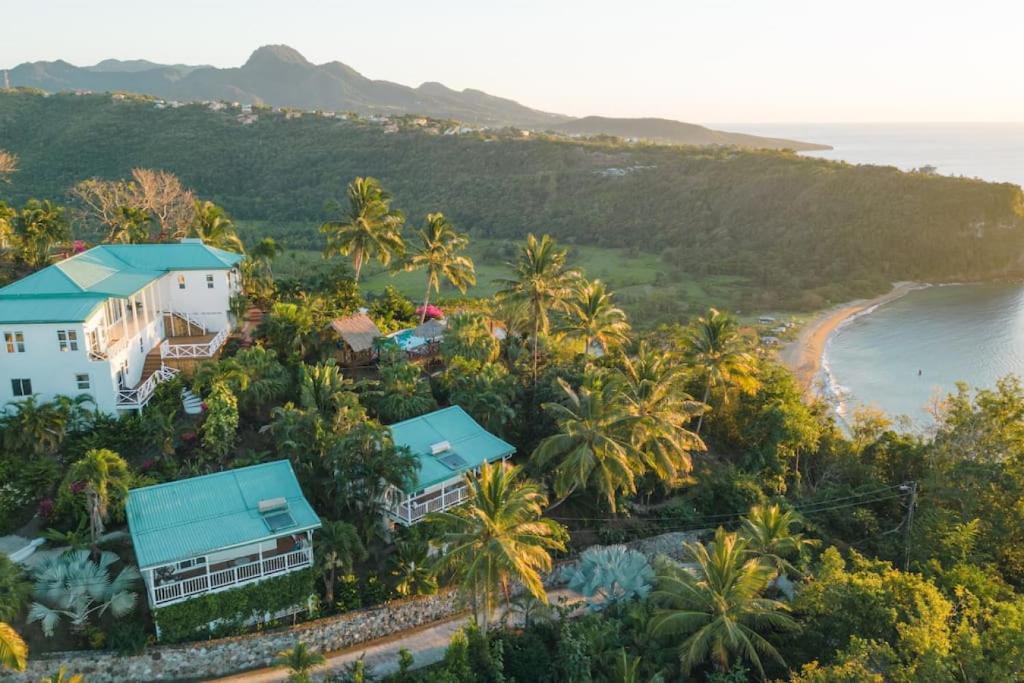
top-left (387, 405), bottom-right (516, 524)
top-left (0, 239), bottom-right (243, 413)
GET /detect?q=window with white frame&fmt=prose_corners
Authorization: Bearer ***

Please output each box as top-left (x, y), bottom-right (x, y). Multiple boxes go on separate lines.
top-left (11, 378), bottom-right (31, 396)
top-left (4, 332), bottom-right (25, 353)
top-left (206, 274), bottom-right (215, 289)
top-left (75, 373), bottom-right (91, 391)
top-left (57, 330), bottom-right (79, 352)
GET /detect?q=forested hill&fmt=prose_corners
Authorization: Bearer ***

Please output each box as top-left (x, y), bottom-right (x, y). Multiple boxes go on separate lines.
top-left (2, 90), bottom-right (1023, 308)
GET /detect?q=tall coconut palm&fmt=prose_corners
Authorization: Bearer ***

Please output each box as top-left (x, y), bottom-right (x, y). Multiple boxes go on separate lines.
top-left (189, 200), bottom-right (244, 252)
top-left (428, 462), bottom-right (567, 631)
top-left (0, 622), bottom-right (26, 671)
top-left (275, 641), bottom-right (325, 683)
top-left (648, 528), bottom-right (796, 679)
top-left (739, 505), bottom-right (818, 580)
top-left (618, 344), bottom-right (706, 485)
top-left (65, 449), bottom-right (131, 556)
top-left (251, 236), bottom-right (283, 276)
top-left (532, 374), bottom-right (641, 511)
top-left (320, 177), bottom-right (405, 282)
top-left (14, 199), bottom-right (70, 268)
top-left (685, 308), bottom-right (760, 434)
top-left (556, 279), bottom-right (631, 356)
top-left (314, 520), bottom-right (366, 606)
top-left (495, 234), bottom-right (579, 382)
top-left (405, 213), bottom-right (476, 322)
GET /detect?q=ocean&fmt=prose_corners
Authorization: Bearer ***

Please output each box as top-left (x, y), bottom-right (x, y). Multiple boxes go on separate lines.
top-left (720, 122), bottom-right (1024, 188)
top-left (721, 123), bottom-right (1024, 424)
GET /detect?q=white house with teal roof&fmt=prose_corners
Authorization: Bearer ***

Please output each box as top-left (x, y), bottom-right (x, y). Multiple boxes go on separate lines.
top-left (0, 240), bottom-right (242, 413)
top-left (126, 460), bottom-right (321, 609)
top-left (387, 406), bottom-right (515, 524)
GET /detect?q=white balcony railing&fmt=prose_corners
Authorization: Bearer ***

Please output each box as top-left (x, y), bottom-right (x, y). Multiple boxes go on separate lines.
top-left (116, 366), bottom-right (180, 409)
top-left (160, 326), bottom-right (230, 360)
top-left (393, 486), bottom-right (469, 524)
top-left (152, 548), bottom-right (312, 607)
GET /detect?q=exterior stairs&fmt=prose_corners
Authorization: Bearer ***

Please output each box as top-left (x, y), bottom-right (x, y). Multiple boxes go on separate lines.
top-left (163, 311), bottom-right (208, 337)
top-left (181, 387), bottom-right (204, 415)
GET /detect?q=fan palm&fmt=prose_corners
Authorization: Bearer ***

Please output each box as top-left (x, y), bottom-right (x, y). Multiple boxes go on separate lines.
top-left (65, 448), bottom-right (131, 555)
top-left (320, 177), bottom-right (405, 282)
top-left (428, 462), bottom-right (567, 630)
top-left (0, 556), bottom-right (32, 622)
top-left (314, 521), bottom-right (366, 606)
top-left (556, 278), bottom-right (631, 356)
top-left (618, 344), bottom-right (705, 485)
top-left (405, 212), bottom-right (476, 322)
top-left (0, 622), bottom-right (26, 671)
top-left (28, 550), bottom-right (140, 637)
top-left (532, 374), bottom-right (641, 511)
top-left (685, 308), bottom-right (760, 434)
top-left (189, 200), bottom-right (244, 252)
top-left (495, 234), bottom-right (579, 382)
top-left (739, 505), bottom-right (818, 579)
top-left (647, 528), bottom-right (796, 679)
top-left (275, 641), bottom-right (325, 683)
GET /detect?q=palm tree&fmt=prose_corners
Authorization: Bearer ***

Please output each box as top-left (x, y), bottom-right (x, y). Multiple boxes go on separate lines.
top-left (428, 462), bottom-right (567, 631)
top-left (532, 374), bottom-right (641, 511)
top-left (0, 622), bottom-right (26, 672)
top-left (320, 177), bottom-right (405, 282)
top-left (0, 555), bottom-right (32, 622)
top-left (40, 665), bottom-right (84, 683)
top-left (0, 149), bottom-right (17, 181)
top-left (495, 234), bottom-right (579, 382)
top-left (314, 520), bottom-right (366, 606)
top-left (1, 395), bottom-right (71, 457)
top-left (685, 308), bottom-right (760, 434)
top-left (299, 361), bottom-right (362, 428)
top-left (739, 505), bottom-right (818, 581)
top-left (361, 359), bottom-right (437, 424)
top-left (556, 279), bottom-right (631, 356)
top-left (251, 236), bottom-right (283, 276)
top-left (28, 550), bottom-right (140, 637)
top-left (107, 205), bottom-right (152, 244)
top-left (388, 535), bottom-right (438, 597)
top-left (189, 200), bottom-right (244, 252)
top-left (618, 344), bottom-right (705, 485)
top-left (275, 641), bottom-right (325, 683)
top-left (65, 449), bottom-right (131, 556)
top-left (13, 199), bottom-right (70, 268)
top-left (405, 212), bottom-right (476, 322)
top-left (647, 528), bottom-right (796, 679)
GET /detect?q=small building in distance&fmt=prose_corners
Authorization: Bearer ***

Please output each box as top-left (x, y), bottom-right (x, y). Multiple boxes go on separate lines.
top-left (126, 460), bottom-right (320, 613)
top-left (330, 312), bottom-right (383, 366)
top-left (387, 406), bottom-right (515, 525)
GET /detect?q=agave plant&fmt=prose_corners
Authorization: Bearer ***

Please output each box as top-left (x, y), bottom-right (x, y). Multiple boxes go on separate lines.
top-left (27, 550), bottom-right (140, 637)
top-left (560, 545), bottom-right (654, 611)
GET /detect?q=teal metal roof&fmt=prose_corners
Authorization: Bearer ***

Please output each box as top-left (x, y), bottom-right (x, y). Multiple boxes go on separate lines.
top-left (125, 460), bottom-right (321, 569)
top-left (0, 242), bottom-right (243, 323)
top-left (389, 406), bottom-right (516, 492)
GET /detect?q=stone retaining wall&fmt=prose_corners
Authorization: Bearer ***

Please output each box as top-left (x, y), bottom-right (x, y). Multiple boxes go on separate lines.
top-left (4, 530), bottom-right (702, 682)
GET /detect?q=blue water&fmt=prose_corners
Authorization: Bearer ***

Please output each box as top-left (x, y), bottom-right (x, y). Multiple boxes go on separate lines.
top-left (823, 284), bottom-right (1024, 425)
top-left (718, 122), bottom-right (1024, 187)
top-left (388, 328), bottom-right (428, 351)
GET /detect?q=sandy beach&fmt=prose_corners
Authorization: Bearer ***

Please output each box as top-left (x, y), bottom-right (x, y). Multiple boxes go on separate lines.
top-left (778, 282), bottom-right (924, 395)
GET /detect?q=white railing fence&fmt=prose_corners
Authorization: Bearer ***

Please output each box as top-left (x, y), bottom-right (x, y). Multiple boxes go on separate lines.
top-left (151, 548), bottom-right (313, 607)
top-left (160, 326), bottom-right (230, 360)
top-left (116, 365), bottom-right (180, 409)
top-left (164, 310), bottom-right (209, 336)
top-left (395, 486), bottom-right (469, 524)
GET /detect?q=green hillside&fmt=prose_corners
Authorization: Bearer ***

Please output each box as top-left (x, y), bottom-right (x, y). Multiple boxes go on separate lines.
top-left (2, 89), bottom-right (1023, 310)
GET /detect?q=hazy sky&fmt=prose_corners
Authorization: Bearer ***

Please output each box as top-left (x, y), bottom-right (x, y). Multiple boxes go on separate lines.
top-left (3, 0), bottom-right (1022, 123)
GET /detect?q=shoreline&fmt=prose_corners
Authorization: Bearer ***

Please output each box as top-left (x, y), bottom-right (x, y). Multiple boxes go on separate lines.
top-left (778, 281), bottom-right (926, 397)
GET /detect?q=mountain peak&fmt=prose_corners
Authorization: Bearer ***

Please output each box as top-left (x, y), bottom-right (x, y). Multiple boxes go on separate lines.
top-left (244, 45), bottom-right (310, 68)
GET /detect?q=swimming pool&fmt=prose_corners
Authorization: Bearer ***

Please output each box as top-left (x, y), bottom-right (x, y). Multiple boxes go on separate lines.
top-left (388, 328), bottom-right (429, 351)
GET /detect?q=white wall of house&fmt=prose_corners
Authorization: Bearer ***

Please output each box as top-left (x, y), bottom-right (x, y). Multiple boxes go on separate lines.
top-left (0, 321), bottom-right (102, 405)
top-left (161, 269), bottom-right (240, 332)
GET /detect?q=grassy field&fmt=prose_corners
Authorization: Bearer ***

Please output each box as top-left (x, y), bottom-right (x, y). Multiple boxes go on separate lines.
top-left (270, 238), bottom-right (761, 328)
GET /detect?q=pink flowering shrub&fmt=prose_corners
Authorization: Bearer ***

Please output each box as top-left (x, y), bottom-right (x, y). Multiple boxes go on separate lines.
top-left (416, 304), bottom-right (444, 320)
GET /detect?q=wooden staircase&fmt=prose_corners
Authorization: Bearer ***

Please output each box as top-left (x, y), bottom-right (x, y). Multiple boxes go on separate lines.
top-left (140, 347), bottom-right (165, 385)
top-left (163, 312), bottom-right (208, 337)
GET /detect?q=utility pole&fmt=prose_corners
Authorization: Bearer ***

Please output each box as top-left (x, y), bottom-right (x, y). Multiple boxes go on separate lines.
top-left (901, 481), bottom-right (918, 571)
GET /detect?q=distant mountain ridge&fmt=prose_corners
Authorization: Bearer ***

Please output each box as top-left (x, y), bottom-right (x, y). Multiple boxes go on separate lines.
top-left (4, 45), bottom-right (828, 149)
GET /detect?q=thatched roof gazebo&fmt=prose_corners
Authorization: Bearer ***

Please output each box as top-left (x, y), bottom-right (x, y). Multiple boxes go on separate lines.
top-left (413, 317), bottom-right (447, 340)
top-left (330, 313), bottom-right (383, 365)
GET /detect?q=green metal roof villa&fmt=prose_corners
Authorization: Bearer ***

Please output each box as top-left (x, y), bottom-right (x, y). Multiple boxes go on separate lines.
top-left (387, 405), bottom-right (515, 524)
top-left (126, 460), bottom-right (321, 609)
